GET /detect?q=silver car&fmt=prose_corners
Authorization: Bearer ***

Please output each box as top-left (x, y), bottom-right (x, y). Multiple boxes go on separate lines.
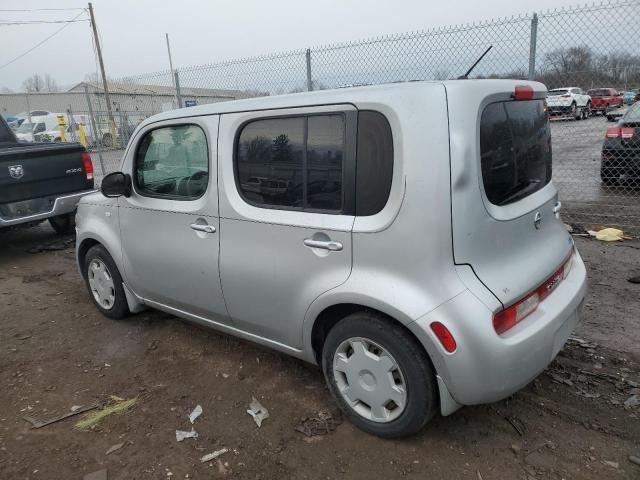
top-left (76, 80), bottom-right (587, 438)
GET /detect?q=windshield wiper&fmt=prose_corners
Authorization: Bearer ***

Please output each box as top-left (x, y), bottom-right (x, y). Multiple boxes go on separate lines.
top-left (497, 179), bottom-right (541, 206)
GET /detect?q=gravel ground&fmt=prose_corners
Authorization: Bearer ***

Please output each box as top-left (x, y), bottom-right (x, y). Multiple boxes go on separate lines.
top-left (0, 226), bottom-right (639, 480)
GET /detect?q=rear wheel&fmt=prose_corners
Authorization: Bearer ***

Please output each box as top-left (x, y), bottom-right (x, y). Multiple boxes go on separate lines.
top-left (48, 213), bottom-right (75, 235)
top-left (571, 102), bottom-right (580, 120)
top-left (83, 245), bottom-right (130, 320)
top-left (322, 311), bottom-right (438, 438)
top-left (582, 102), bottom-right (591, 119)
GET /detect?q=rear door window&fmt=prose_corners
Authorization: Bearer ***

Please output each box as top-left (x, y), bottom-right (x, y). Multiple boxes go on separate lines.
top-left (480, 100), bottom-right (552, 206)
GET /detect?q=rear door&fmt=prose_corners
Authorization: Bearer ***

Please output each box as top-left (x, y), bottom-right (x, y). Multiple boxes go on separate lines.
top-left (446, 82), bottom-right (573, 308)
top-left (217, 106), bottom-right (356, 348)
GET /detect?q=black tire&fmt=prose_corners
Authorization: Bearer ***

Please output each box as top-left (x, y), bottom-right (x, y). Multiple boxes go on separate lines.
top-left (571, 102), bottom-right (580, 120)
top-left (322, 311), bottom-right (438, 438)
top-left (83, 244), bottom-right (130, 320)
top-left (48, 213), bottom-right (76, 235)
top-left (583, 103), bottom-right (591, 119)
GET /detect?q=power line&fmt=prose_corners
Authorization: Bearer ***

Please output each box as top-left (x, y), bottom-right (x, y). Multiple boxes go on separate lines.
top-left (0, 10), bottom-right (87, 70)
top-left (0, 8), bottom-right (85, 12)
top-left (0, 20), bottom-right (89, 26)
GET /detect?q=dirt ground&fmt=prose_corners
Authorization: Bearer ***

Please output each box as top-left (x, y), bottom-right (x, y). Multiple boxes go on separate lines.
top-left (1, 225), bottom-right (639, 480)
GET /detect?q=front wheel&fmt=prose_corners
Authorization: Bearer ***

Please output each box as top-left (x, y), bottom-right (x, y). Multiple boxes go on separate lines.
top-left (571, 102), bottom-right (580, 120)
top-left (48, 212), bottom-right (76, 235)
top-left (322, 311), bottom-right (438, 438)
top-left (83, 245), bottom-right (130, 319)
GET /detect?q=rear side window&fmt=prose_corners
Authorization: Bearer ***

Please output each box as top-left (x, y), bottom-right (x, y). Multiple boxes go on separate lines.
top-left (480, 100), bottom-right (552, 206)
top-left (135, 124), bottom-right (209, 200)
top-left (355, 111), bottom-right (393, 216)
top-left (236, 114), bottom-right (345, 212)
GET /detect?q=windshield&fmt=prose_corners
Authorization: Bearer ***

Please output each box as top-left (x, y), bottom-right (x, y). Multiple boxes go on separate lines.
top-left (16, 122), bottom-right (34, 133)
top-left (548, 89), bottom-right (568, 96)
top-left (588, 89), bottom-right (609, 96)
top-left (622, 103), bottom-right (640, 123)
top-left (480, 100), bottom-right (552, 206)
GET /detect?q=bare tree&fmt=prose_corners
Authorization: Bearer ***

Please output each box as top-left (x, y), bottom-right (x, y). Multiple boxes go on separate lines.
top-left (22, 73), bottom-right (44, 93)
top-left (22, 73), bottom-right (60, 93)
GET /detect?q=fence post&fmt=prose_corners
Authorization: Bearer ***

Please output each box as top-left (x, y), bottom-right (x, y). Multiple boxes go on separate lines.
top-left (528, 13), bottom-right (538, 80)
top-left (84, 84), bottom-right (106, 177)
top-left (306, 49), bottom-right (313, 91)
top-left (174, 70), bottom-right (183, 108)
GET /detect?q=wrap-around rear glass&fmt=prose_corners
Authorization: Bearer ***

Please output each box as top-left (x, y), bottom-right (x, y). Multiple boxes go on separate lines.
top-left (480, 100), bottom-right (552, 206)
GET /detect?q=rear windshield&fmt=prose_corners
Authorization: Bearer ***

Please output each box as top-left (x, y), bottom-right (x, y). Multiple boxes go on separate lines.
top-left (480, 100), bottom-right (552, 206)
top-left (588, 89), bottom-right (609, 96)
top-left (548, 89), bottom-right (567, 96)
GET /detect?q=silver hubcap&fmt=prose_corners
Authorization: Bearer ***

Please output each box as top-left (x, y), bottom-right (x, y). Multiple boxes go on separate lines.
top-left (333, 337), bottom-right (407, 423)
top-left (87, 259), bottom-right (115, 310)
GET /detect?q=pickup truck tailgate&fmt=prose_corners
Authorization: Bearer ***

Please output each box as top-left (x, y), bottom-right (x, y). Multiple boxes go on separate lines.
top-left (0, 143), bottom-right (93, 204)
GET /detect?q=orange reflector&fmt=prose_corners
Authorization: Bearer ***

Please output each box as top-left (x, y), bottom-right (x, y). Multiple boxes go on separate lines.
top-left (430, 322), bottom-right (457, 353)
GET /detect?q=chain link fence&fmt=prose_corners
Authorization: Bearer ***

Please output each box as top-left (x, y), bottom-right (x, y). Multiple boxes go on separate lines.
top-left (1, 0), bottom-right (638, 231)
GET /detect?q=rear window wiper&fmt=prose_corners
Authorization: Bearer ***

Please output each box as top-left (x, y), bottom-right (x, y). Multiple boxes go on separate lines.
top-left (497, 179), bottom-right (541, 206)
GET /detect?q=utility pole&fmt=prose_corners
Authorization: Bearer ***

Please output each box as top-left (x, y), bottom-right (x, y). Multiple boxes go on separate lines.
top-left (166, 33), bottom-right (179, 108)
top-left (88, 2), bottom-right (117, 146)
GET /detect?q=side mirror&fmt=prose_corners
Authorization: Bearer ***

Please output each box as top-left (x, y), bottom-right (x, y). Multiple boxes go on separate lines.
top-left (101, 171), bottom-right (132, 198)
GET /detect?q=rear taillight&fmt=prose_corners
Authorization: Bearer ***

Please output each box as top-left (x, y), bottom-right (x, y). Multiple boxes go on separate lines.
top-left (493, 249), bottom-right (575, 335)
top-left (513, 85), bottom-right (534, 101)
top-left (606, 127), bottom-right (636, 139)
top-left (82, 152), bottom-right (94, 181)
top-left (430, 322), bottom-right (457, 353)
top-left (561, 94), bottom-right (571, 97)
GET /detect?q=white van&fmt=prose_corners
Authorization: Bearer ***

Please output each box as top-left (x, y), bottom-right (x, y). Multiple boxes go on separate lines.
top-left (76, 80), bottom-right (587, 437)
top-left (14, 114), bottom-right (62, 142)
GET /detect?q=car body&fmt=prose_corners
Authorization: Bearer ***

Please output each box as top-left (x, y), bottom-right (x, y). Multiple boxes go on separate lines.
top-left (601, 102), bottom-right (640, 185)
top-left (623, 90), bottom-right (640, 105)
top-left (546, 87), bottom-right (591, 119)
top-left (587, 87), bottom-right (623, 114)
top-left (76, 80), bottom-right (587, 437)
top-left (0, 115), bottom-right (95, 233)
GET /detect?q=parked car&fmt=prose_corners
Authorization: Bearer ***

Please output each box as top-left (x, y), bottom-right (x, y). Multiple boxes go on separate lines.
top-left (587, 87), bottom-right (623, 115)
top-left (623, 90), bottom-right (640, 105)
top-left (14, 114), bottom-right (63, 142)
top-left (601, 101), bottom-right (640, 185)
top-left (0, 115), bottom-right (95, 233)
top-left (546, 87), bottom-right (591, 119)
top-left (76, 80), bottom-right (587, 438)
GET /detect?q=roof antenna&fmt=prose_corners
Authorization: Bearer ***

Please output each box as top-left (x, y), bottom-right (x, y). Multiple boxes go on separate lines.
top-left (458, 46), bottom-right (493, 79)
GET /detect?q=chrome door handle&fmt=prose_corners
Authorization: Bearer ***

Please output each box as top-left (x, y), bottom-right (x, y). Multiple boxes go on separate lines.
top-left (303, 239), bottom-right (343, 251)
top-left (190, 223), bottom-right (216, 234)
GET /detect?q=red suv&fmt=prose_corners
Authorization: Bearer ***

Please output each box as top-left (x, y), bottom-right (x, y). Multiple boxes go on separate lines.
top-left (588, 88), bottom-right (623, 115)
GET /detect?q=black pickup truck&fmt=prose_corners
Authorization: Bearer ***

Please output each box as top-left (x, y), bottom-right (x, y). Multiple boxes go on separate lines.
top-left (0, 115), bottom-right (95, 234)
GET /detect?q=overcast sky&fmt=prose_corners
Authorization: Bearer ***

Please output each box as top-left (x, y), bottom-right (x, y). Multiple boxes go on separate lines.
top-left (0, 0), bottom-right (578, 91)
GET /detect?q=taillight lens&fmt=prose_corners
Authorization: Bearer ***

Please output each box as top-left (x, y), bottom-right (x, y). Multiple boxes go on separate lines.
top-left (82, 152), bottom-right (94, 181)
top-left (430, 322), bottom-right (457, 353)
top-left (606, 127), bottom-right (621, 138)
top-left (621, 127), bottom-right (635, 139)
top-left (513, 85), bottom-right (534, 101)
top-left (493, 249), bottom-right (575, 335)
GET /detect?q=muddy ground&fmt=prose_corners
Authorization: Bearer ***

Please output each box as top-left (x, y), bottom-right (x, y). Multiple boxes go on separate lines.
top-left (0, 226), bottom-right (639, 480)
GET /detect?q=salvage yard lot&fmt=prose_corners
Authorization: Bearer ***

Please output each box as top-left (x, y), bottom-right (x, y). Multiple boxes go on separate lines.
top-left (1, 226), bottom-right (639, 479)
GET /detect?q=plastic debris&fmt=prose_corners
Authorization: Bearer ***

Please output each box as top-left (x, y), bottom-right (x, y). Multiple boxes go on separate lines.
top-left (83, 469), bottom-right (107, 480)
top-left (246, 397), bottom-right (269, 427)
top-left (200, 448), bottom-right (229, 463)
top-left (176, 428), bottom-right (198, 442)
top-left (629, 455), bottom-right (640, 466)
top-left (76, 396), bottom-right (137, 430)
top-left (604, 460), bottom-right (619, 469)
top-left (105, 442), bottom-right (125, 455)
top-left (587, 227), bottom-right (626, 242)
top-left (189, 405), bottom-right (203, 424)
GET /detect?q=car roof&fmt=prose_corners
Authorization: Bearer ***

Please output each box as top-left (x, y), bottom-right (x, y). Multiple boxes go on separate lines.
top-left (140, 79), bottom-right (545, 128)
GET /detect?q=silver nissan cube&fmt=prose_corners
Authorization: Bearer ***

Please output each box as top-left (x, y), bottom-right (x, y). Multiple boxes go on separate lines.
top-left (76, 80), bottom-right (587, 438)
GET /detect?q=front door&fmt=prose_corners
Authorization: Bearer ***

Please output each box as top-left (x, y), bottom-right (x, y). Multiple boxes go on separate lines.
top-left (118, 116), bottom-right (228, 321)
top-left (218, 107), bottom-right (357, 348)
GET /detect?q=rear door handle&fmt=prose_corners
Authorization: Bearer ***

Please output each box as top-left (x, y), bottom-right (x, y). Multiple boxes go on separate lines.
top-left (190, 223), bottom-right (216, 234)
top-left (303, 239), bottom-right (343, 251)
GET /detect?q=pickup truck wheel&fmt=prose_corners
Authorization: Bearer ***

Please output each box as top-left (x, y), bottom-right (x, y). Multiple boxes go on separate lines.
top-left (84, 245), bottom-right (130, 320)
top-left (571, 102), bottom-right (581, 120)
top-left (322, 311), bottom-right (438, 438)
top-left (48, 213), bottom-right (76, 235)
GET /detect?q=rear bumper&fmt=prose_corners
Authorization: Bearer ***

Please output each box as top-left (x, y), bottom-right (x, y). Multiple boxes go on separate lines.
top-left (408, 250), bottom-right (587, 407)
top-left (0, 190), bottom-right (96, 227)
